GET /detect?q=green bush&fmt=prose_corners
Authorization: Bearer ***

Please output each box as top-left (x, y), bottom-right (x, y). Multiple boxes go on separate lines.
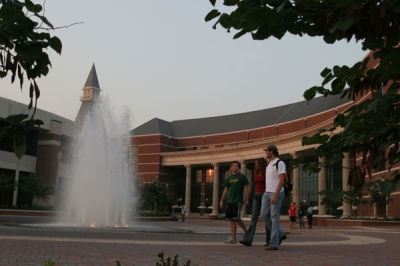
top-left (44, 259), bottom-right (55, 266)
top-left (156, 252), bottom-right (192, 266)
top-left (45, 252), bottom-right (195, 266)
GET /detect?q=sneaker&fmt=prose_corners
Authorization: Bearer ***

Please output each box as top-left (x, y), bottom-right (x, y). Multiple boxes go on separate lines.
top-left (265, 246), bottom-right (278, 251)
top-left (224, 238), bottom-right (237, 244)
top-left (239, 240), bottom-right (251, 246)
top-left (279, 234), bottom-right (287, 245)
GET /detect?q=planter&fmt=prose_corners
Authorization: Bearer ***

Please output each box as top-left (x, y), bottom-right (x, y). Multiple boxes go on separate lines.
top-left (0, 209), bottom-right (57, 217)
top-left (325, 219), bottom-right (400, 226)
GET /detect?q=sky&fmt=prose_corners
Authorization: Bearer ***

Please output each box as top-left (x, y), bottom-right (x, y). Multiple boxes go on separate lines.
top-left (0, 0), bottom-right (367, 129)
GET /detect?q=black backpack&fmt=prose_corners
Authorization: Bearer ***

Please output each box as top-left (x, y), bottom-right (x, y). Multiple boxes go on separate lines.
top-left (272, 159), bottom-right (292, 196)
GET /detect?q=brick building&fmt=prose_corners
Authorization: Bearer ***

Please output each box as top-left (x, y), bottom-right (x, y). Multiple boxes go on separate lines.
top-left (131, 50), bottom-right (400, 219)
top-left (1, 56), bottom-right (399, 219)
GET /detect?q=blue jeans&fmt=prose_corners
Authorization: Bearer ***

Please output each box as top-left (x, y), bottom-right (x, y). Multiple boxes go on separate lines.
top-left (261, 191), bottom-right (286, 247)
top-left (243, 193), bottom-right (270, 244)
top-left (299, 216), bottom-right (305, 228)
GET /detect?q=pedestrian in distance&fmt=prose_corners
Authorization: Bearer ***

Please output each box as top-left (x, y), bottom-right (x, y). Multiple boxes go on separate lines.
top-left (220, 161), bottom-right (250, 244)
top-left (181, 206), bottom-right (186, 222)
top-left (261, 144), bottom-right (287, 251)
top-left (289, 202), bottom-right (297, 229)
top-left (298, 205), bottom-right (305, 229)
top-left (307, 205), bottom-right (313, 229)
top-left (239, 158), bottom-right (271, 247)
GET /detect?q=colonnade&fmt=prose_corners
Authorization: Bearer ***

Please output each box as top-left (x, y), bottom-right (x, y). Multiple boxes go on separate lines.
top-left (182, 152), bottom-right (351, 218)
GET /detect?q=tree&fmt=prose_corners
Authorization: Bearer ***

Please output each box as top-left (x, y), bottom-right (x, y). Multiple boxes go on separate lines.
top-left (137, 180), bottom-right (173, 212)
top-left (318, 188), bottom-right (344, 216)
top-left (18, 174), bottom-right (54, 206)
top-left (0, 0), bottom-right (62, 159)
top-left (342, 188), bottom-right (368, 217)
top-left (205, 0), bottom-right (400, 193)
top-left (363, 178), bottom-right (393, 210)
top-left (0, 171), bottom-right (16, 207)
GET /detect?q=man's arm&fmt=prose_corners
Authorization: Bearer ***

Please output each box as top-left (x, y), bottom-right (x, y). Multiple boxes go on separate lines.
top-left (272, 173), bottom-right (285, 204)
top-left (220, 187), bottom-right (228, 209)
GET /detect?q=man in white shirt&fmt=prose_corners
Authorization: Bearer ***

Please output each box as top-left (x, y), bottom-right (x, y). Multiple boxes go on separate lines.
top-left (261, 144), bottom-right (287, 251)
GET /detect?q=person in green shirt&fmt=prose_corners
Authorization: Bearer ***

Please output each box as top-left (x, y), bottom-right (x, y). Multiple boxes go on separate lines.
top-left (220, 161), bottom-right (250, 244)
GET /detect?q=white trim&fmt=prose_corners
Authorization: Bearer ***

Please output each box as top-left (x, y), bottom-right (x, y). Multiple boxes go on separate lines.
top-left (0, 151), bottom-right (36, 171)
top-left (38, 140), bottom-right (61, 146)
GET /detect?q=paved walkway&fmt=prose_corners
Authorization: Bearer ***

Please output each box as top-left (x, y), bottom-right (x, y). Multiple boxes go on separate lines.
top-left (0, 216), bottom-right (399, 265)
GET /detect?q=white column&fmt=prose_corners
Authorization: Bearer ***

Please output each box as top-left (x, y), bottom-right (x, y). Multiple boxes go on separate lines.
top-left (291, 152), bottom-right (300, 206)
top-left (318, 156), bottom-right (327, 215)
top-left (240, 160), bottom-right (247, 217)
top-left (185, 165), bottom-right (191, 215)
top-left (342, 152), bottom-right (351, 217)
top-left (211, 163), bottom-right (219, 216)
top-left (12, 165), bottom-right (20, 206)
top-left (240, 160), bottom-right (246, 176)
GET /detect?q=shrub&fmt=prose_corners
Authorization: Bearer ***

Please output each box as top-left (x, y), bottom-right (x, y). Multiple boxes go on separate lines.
top-left (44, 259), bottom-right (55, 266)
top-left (156, 252), bottom-right (192, 266)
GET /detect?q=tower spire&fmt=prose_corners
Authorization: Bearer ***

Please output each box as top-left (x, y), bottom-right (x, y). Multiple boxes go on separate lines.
top-left (75, 64), bottom-right (102, 124)
top-left (84, 63), bottom-right (100, 89)
top-left (80, 63), bottom-right (101, 103)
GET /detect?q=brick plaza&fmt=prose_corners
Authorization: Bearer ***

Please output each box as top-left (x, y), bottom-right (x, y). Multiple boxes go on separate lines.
top-left (0, 216), bottom-right (399, 265)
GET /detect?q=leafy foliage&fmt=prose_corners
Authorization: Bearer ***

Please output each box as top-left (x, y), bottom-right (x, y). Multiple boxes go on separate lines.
top-left (0, 171), bottom-right (16, 207)
top-left (49, 255), bottom-right (194, 266)
top-left (0, 171), bottom-right (16, 193)
top-left (0, 114), bottom-right (43, 159)
top-left (18, 174), bottom-right (54, 205)
top-left (156, 252), bottom-right (192, 266)
top-left (44, 259), bottom-right (55, 266)
top-left (363, 178), bottom-right (393, 208)
top-left (343, 188), bottom-right (367, 209)
top-left (320, 178), bottom-right (395, 216)
top-left (0, 0), bottom-right (61, 159)
top-left (137, 180), bottom-right (173, 211)
top-left (318, 188), bottom-right (344, 215)
top-left (0, 0), bottom-right (62, 109)
top-left (205, 0), bottom-right (400, 192)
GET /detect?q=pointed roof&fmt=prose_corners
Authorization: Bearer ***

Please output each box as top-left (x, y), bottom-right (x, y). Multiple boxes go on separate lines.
top-left (131, 118), bottom-right (174, 136)
top-left (84, 63), bottom-right (100, 89)
top-left (76, 64), bottom-right (101, 124)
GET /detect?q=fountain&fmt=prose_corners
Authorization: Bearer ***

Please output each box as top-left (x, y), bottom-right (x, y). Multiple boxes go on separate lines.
top-left (58, 95), bottom-right (135, 227)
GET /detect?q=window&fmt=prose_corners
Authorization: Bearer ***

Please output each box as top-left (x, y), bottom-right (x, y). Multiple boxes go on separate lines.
top-left (299, 155), bottom-right (319, 207)
top-left (206, 169), bottom-right (213, 183)
top-left (196, 170), bottom-right (202, 183)
top-left (326, 160), bottom-right (343, 191)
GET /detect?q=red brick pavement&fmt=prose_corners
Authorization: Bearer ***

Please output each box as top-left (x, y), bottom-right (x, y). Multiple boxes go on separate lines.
top-left (0, 219), bottom-right (399, 266)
